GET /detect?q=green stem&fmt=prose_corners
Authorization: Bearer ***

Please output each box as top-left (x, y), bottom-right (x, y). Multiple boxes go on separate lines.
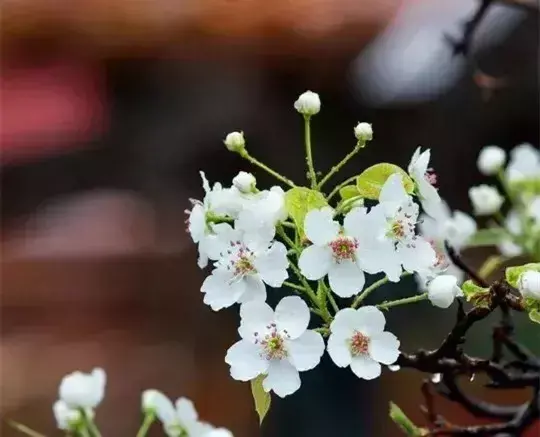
top-left (136, 413), bottom-right (156, 437)
top-left (239, 150), bottom-right (296, 188)
top-left (327, 291), bottom-right (339, 314)
top-left (352, 276), bottom-right (390, 309)
top-left (304, 116), bottom-right (317, 188)
top-left (327, 175), bottom-right (358, 202)
top-left (314, 327), bottom-right (330, 337)
top-left (317, 143), bottom-right (362, 190)
top-left (283, 281), bottom-right (309, 293)
top-left (377, 293), bottom-right (428, 310)
top-left (7, 421), bottom-right (47, 437)
top-left (478, 255), bottom-right (506, 280)
top-left (80, 410), bottom-right (101, 437)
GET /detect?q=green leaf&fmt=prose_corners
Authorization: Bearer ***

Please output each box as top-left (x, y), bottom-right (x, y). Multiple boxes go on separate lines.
top-left (461, 280), bottom-right (491, 308)
top-left (505, 263), bottom-right (540, 288)
top-left (284, 187), bottom-right (328, 235)
top-left (389, 402), bottom-right (427, 436)
top-left (466, 228), bottom-right (507, 247)
top-left (339, 185), bottom-right (360, 200)
top-left (250, 375), bottom-right (271, 425)
top-left (356, 163), bottom-right (414, 200)
top-left (529, 309), bottom-right (540, 324)
top-left (524, 298), bottom-right (540, 324)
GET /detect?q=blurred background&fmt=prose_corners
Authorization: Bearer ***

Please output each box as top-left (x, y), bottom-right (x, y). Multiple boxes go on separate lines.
top-left (1, 0), bottom-right (539, 435)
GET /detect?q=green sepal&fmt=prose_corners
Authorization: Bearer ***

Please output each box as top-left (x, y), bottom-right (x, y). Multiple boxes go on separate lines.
top-left (250, 375), bottom-right (271, 425)
top-left (524, 298), bottom-right (540, 324)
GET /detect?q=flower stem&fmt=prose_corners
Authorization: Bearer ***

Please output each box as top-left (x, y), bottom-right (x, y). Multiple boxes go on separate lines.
top-left (478, 255), bottom-right (506, 280)
top-left (7, 421), bottom-right (46, 437)
top-left (239, 150), bottom-right (296, 188)
top-left (136, 413), bottom-right (156, 437)
top-left (283, 281), bottom-right (309, 293)
top-left (327, 175), bottom-right (358, 202)
top-left (317, 143), bottom-right (362, 190)
top-left (352, 276), bottom-right (389, 308)
top-left (80, 410), bottom-right (101, 437)
top-left (377, 293), bottom-right (428, 310)
top-left (304, 116), bottom-right (317, 188)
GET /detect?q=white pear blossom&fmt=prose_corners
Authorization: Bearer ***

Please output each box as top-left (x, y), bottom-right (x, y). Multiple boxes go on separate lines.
top-left (498, 210), bottom-right (523, 257)
top-left (374, 174), bottom-right (437, 279)
top-left (354, 122), bottom-right (373, 142)
top-left (518, 271), bottom-right (540, 300)
top-left (298, 206), bottom-right (396, 297)
top-left (469, 185), bottom-right (504, 216)
top-left (477, 146), bottom-right (506, 175)
top-left (427, 274), bottom-right (463, 308)
top-left (327, 306), bottom-right (400, 380)
top-left (141, 391), bottom-right (227, 437)
top-left (408, 147), bottom-right (441, 218)
top-left (232, 172), bottom-right (256, 193)
top-left (59, 367), bottom-right (106, 410)
top-left (505, 143), bottom-right (540, 183)
top-left (53, 400), bottom-right (82, 431)
top-left (294, 91), bottom-right (321, 116)
top-left (224, 131), bottom-right (245, 153)
top-left (225, 297), bottom-right (324, 398)
top-left (201, 227), bottom-right (288, 311)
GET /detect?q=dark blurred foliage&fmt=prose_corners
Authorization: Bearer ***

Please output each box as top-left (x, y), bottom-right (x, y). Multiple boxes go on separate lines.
top-left (1, 1), bottom-right (539, 436)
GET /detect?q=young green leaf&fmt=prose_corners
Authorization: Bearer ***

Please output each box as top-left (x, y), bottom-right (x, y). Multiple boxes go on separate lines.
top-left (284, 187), bottom-right (328, 235)
top-left (356, 163), bottom-right (414, 200)
top-left (250, 375), bottom-right (271, 425)
top-left (461, 280), bottom-right (491, 308)
top-left (465, 228), bottom-right (508, 247)
top-left (339, 185), bottom-right (361, 200)
top-left (505, 263), bottom-right (540, 288)
top-left (524, 298), bottom-right (540, 324)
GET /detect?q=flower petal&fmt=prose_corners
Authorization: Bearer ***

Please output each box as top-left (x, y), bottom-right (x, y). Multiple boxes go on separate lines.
top-left (143, 391), bottom-right (176, 426)
top-left (330, 308), bottom-right (361, 337)
top-left (175, 397), bottom-right (198, 426)
top-left (263, 360), bottom-right (301, 398)
top-left (238, 300), bottom-right (274, 340)
top-left (328, 260), bottom-right (365, 298)
top-left (399, 238), bottom-right (436, 273)
top-left (275, 296), bottom-right (310, 339)
top-left (304, 207), bottom-right (339, 246)
top-left (356, 239), bottom-right (402, 282)
top-left (287, 330), bottom-right (325, 371)
top-left (350, 356), bottom-right (382, 380)
top-left (368, 332), bottom-right (400, 365)
top-left (298, 244), bottom-right (333, 280)
top-left (201, 271), bottom-right (245, 311)
top-left (355, 306), bottom-right (386, 335)
top-left (327, 333), bottom-right (352, 368)
top-left (254, 242), bottom-right (289, 287)
top-left (237, 276), bottom-right (266, 305)
top-left (188, 204), bottom-right (206, 243)
top-left (379, 173), bottom-right (408, 206)
top-left (343, 207), bottom-right (368, 238)
top-left (225, 340), bottom-right (269, 381)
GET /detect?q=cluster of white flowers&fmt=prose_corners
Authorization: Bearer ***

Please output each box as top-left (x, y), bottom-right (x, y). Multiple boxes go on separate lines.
top-left (52, 367), bottom-right (232, 436)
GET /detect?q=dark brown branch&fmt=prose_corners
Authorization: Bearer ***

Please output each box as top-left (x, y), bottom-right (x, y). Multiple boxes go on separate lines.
top-left (444, 242), bottom-right (488, 287)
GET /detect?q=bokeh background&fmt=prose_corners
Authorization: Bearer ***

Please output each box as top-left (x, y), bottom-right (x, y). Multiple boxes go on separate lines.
top-left (1, 0), bottom-right (539, 435)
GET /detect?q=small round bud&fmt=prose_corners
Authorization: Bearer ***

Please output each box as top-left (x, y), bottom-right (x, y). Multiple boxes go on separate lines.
top-left (468, 185), bottom-right (504, 216)
top-left (518, 270), bottom-right (540, 300)
top-left (427, 275), bottom-right (463, 308)
top-left (294, 91), bottom-right (321, 116)
top-left (354, 122), bottom-right (373, 142)
top-left (232, 171), bottom-right (256, 193)
top-left (224, 131), bottom-right (245, 153)
top-left (477, 146), bottom-right (506, 175)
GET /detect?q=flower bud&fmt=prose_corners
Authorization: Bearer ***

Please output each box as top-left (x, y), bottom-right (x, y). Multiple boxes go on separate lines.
top-left (477, 146), bottom-right (506, 175)
top-left (468, 185), bottom-right (504, 216)
top-left (53, 400), bottom-right (82, 431)
top-left (294, 91), bottom-right (321, 116)
top-left (232, 171), bottom-right (256, 193)
top-left (354, 122), bottom-right (373, 142)
top-left (224, 131), bottom-right (245, 153)
top-left (518, 270), bottom-right (540, 300)
top-left (59, 368), bottom-right (106, 410)
top-left (427, 275), bottom-right (463, 308)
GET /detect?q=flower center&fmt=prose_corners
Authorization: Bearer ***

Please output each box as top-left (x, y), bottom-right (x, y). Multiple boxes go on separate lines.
top-left (223, 241), bottom-right (256, 279)
top-left (424, 168), bottom-right (438, 187)
top-left (349, 331), bottom-right (370, 356)
top-left (256, 323), bottom-right (289, 360)
top-left (329, 236), bottom-right (358, 262)
top-left (388, 206), bottom-right (416, 242)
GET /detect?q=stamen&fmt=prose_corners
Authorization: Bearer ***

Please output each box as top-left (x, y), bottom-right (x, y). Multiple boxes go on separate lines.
top-left (349, 331), bottom-right (370, 356)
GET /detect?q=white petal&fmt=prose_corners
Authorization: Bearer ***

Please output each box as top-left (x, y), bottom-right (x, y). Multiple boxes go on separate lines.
top-left (399, 238), bottom-right (436, 273)
top-left (412, 148), bottom-right (430, 175)
top-left (225, 340), bottom-right (269, 381)
top-left (330, 308), bottom-right (361, 337)
top-left (356, 239), bottom-right (402, 282)
top-left (143, 390), bottom-right (176, 426)
top-left (408, 147), bottom-right (422, 174)
top-left (275, 296), bottom-right (310, 339)
top-left (298, 245), bottom-right (333, 280)
top-left (328, 260), bottom-right (365, 298)
top-left (188, 204), bottom-right (206, 243)
top-left (355, 306), bottom-right (386, 335)
top-left (238, 300), bottom-right (275, 340)
top-left (287, 331), bottom-right (325, 371)
top-left (379, 173), bottom-right (408, 206)
top-left (263, 360), bottom-right (301, 398)
top-left (201, 271), bottom-right (245, 311)
top-left (368, 332), bottom-right (400, 365)
top-left (350, 356), bottom-right (382, 380)
top-left (327, 333), bottom-right (352, 368)
top-left (237, 276), bottom-right (266, 305)
top-left (254, 242), bottom-right (289, 287)
top-left (343, 207), bottom-right (368, 238)
top-left (175, 397), bottom-right (198, 427)
top-left (304, 207), bottom-right (339, 246)
top-left (418, 180), bottom-right (442, 218)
